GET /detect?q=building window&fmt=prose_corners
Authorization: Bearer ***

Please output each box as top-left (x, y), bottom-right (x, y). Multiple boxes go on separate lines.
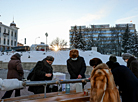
top-left (0, 38), bottom-right (1, 44)
top-left (4, 38), bottom-right (6, 44)
top-left (7, 39), bottom-right (9, 45)
top-left (0, 27), bottom-right (1, 33)
top-left (11, 31), bottom-right (13, 36)
top-left (4, 29), bottom-right (6, 33)
top-left (8, 30), bottom-right (10, 34)
top-left (14, 41), bottom-right (16, 46)
top-left (15, 32), bottom-right (17, 37)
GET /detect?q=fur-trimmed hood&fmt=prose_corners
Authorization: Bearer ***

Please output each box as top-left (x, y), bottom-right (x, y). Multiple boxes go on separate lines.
top-left (90, 63), bottom-right (121, 102)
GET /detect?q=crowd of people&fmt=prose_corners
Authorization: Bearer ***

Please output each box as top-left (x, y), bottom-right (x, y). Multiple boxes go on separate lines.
top-left (89, 54), bottom-right (138, 102)
top-left (1, 49), bottom-right (138, 102)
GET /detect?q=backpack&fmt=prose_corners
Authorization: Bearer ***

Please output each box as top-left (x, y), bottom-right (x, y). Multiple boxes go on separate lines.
top-left (27, 68), bottom-right (34, 80)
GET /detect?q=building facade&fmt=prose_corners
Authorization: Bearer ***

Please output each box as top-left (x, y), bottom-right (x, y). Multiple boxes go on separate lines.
top-left (69, 23), bottom-right (136, 55)
top-left (0, 21), bottom-right (19, 51)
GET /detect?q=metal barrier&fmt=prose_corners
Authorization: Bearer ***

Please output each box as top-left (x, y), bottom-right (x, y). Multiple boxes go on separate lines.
top-left (22, 78), bottom-right (90, 98)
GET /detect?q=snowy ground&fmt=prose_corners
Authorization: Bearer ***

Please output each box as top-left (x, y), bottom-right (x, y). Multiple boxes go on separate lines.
top-left (0, 50), bottom-right (126, 66)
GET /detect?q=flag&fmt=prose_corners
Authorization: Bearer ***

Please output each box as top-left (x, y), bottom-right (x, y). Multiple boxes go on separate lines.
top-left (130, 21), bottom-right (132, 22)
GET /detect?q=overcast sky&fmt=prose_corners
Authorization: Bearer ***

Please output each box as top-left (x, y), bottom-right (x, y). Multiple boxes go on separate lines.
top-left (0, 0), bottom-right (138, 46)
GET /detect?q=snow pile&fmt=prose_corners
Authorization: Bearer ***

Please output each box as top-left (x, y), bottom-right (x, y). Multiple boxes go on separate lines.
top-left (0, 50), bottom-right (126, 66)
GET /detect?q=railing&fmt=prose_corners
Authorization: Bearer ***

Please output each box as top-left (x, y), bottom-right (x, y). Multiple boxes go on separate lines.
top-left (22, 78), bottom-right (90, 98)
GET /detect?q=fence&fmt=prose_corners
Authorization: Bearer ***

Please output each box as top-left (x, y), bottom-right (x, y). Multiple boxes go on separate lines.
top-left (22, 78), bottom-right (90, 98)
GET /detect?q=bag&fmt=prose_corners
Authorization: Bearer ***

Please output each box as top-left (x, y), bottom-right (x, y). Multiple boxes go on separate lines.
top-left (27, 68), bottom-right (34, 80)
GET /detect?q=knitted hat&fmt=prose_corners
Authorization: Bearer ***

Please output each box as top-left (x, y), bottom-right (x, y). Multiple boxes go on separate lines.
top-left (109, 55), bottom-right (117, 62)
top-left (122, 53), bottom-right (132, 60)
top-left (106, 61), bottom-right (114, 69)
top-left (89, 58), bottom-right (102, 67)
top-left (46, 56), bottom-right (54, 61)
top-left (69, 49), bottom-right (79, 58)
top-left (14, 53), bottom-right (21, 58)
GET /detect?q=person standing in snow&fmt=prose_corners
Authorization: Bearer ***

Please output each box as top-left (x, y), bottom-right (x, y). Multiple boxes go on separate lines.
top-left (106, 62), bottom-right (138, 102)
top-left (122, 53), bottom-right (138, 78)
top-left (67, 49), bottom-right (86, 88)
top-left (106, 55), bottom-right (117, 69)
top-left (89, 58), bottom-right (103, 68)
top-left (28, 56), bottom-right (54, 94)
top-left (2, 53), bottom-right (24, 99)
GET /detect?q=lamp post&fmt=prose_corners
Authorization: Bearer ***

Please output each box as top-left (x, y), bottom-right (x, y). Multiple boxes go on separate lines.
top-left (35, 37), bottom-right (40, 44)
top-left (45, 33), bottom-right (48, 52)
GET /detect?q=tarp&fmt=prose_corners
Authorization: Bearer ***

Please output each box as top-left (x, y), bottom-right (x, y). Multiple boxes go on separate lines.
top-left (0, 78), bottom-right (23, 91)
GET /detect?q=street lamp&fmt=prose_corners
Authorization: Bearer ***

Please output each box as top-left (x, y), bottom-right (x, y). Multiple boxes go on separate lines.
top-left (45, 32), bottom-right (48, 52)
top-left (35, 37), bottom-right (40, 44)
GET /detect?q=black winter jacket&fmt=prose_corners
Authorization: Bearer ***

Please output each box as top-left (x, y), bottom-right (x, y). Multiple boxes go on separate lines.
top-left (67, 56), bottom-right (86, 79)
top-left (112, 62), bottom-right (138, 102)
top-left (31, 59), bottom-right (53, 81)
top-left (127, 56), bottom-right (138, 78)
top-left (28, 58), bottom-right (53, 94)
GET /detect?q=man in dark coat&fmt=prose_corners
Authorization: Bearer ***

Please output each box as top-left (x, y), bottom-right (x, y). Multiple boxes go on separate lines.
top-left (122, 53), bottom-right (138, 78)
top-left (28, 56), bottom-right (54, 94)
top-left (2, 53), bottom-right (24, 99)
top-left (106, 62), bottom-right (138, 102)
top-left (67, 49), bottom-right (86, 88)
top-left (106, 55), bottom-right (117, 70)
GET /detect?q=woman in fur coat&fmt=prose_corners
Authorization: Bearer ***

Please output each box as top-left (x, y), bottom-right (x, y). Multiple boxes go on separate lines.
top-left (90, 63), bottom-right (121, 102)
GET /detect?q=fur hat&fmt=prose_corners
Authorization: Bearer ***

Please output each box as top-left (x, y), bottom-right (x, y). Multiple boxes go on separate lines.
top-left (89, 58), bottom-right (102, 67)
top-left (46, 56), bottom-right (54, 61)
top-left (69, 49), bottom-right (79, 58)
top-left (122, 53), bottom-right (132, 60)
top-left (109, 55), bottom-right (117, 62)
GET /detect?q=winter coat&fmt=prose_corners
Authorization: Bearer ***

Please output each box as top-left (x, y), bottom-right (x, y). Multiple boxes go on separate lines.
top-left (127, 56), bottom-right (138, 78)
top-left (67, 56), bottom-right (86, 79)
top-left (90, 63), bottom-right (121, 102)
top-left (28, 58), bottom-right (53, 94)
top-left (112, 62), bottom-right (138, 102)
top-left (7, 54), bottom-right (24, 80)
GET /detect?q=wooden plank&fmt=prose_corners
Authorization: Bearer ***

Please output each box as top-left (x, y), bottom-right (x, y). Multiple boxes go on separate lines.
top-left (0, 90), bottom-right (90, 102)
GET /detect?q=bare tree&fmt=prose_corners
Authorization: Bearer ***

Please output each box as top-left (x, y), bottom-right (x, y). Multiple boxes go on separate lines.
top-left (50, 37), bottom-right (67, 49)
top-left (60, 39), bottom-right (67, 48)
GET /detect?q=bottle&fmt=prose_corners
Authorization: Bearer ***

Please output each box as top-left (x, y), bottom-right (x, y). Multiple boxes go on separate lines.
top-left (84, 89), bottom-right (88, 96)
top-left (66, 83), bottom-right (70, 94)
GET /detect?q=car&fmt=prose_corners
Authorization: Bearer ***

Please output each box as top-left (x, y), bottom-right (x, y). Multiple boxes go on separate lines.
top-left (4, 49), bottom-right (15, 53)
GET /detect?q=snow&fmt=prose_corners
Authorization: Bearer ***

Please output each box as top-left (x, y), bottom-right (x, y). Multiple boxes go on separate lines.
top-left (0, 50), bottom-right (126, 66)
